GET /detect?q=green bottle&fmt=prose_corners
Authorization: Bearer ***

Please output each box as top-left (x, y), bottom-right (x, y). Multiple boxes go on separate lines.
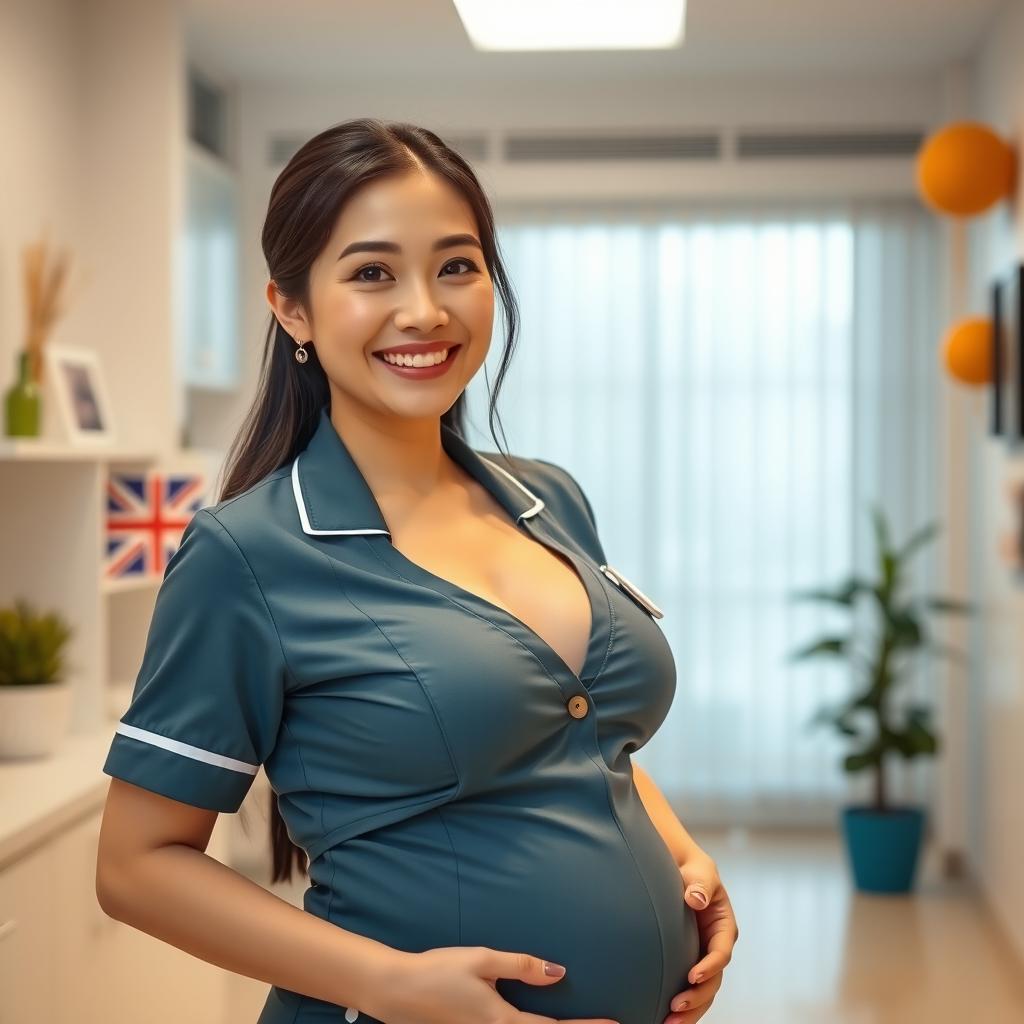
top-left (5, 350), bottom-right (41, 437)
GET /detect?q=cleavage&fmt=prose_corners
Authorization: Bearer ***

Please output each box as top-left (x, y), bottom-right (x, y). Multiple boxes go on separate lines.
top-left (390, 511), bottom-right (593, 679)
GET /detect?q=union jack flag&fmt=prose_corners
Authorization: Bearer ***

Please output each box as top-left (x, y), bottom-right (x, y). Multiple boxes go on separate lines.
top-left (105, 471), bottom-right (208, 579)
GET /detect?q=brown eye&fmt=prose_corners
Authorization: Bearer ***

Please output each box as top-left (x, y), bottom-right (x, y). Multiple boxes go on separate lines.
top-left (351, 258), bottom-right (478, 283)
top-left (444, 257), bottom-right (479, 275)
top-left (352, 263), bottom-right (392, 283)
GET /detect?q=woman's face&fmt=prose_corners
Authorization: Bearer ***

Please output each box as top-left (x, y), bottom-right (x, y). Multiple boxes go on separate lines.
top-left (275, 168), bottom-right (495, 426)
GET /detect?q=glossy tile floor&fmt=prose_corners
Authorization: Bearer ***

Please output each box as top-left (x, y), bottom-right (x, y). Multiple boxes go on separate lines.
top-left (227, 826), bottom-right (1024, 1024)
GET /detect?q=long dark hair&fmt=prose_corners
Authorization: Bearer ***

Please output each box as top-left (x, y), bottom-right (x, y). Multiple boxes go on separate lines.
top-left (215, 118), bottom-right (521, 884)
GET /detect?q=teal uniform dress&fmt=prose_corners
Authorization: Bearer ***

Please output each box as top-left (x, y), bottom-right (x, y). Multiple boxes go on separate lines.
top-left (102, 402), bottom-right (700, 1024)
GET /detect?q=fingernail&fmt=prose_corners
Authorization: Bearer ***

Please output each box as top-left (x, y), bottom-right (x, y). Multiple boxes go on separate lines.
top-left (543, 961), bottom-right (566, 976)
top-left (687, 886), bottom-right (709, 908)
top-left (672, 999), bottom-right (690, 1011)
top-left (693, 971), bottom-right (704, 983)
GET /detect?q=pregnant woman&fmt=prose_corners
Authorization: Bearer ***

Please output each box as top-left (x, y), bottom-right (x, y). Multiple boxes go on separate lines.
top-left (96, 118), bottom-right (739, 1024)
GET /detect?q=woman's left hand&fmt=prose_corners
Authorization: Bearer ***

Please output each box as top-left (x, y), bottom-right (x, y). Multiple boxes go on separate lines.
top-left (664, 850), bottom-right (739, 1023)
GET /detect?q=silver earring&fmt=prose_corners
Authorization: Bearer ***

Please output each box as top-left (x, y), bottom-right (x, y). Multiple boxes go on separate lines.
top-left (294, 340), bottom-right (309, 364)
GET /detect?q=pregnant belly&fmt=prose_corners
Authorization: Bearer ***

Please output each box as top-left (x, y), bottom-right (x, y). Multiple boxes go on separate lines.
top-left (264, 774), bottom-right (700, 1024)
top-left (470, 774), bottom-right (701, 1024)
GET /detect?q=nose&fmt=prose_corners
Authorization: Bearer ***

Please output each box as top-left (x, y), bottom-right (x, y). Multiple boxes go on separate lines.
top-left (393, 278), bottom-right (450, 332)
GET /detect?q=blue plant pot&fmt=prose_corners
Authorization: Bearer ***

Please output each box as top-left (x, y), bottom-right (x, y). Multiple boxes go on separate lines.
top-left (840, 805), bottom-right (926, 893)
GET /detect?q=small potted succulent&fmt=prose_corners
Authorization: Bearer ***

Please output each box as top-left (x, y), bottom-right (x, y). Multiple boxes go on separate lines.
top-left (787, 504), bottom-right (975, 894)
top-left (0, 598), bottom-right (76, 758)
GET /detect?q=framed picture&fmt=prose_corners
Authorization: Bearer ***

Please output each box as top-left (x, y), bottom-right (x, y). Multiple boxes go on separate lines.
top-left (990, 262), bottom-right (1024, 448)
top-left (43, 344), bottom-right (116, 445)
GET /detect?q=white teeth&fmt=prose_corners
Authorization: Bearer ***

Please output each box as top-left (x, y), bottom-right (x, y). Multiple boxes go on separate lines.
top-left (380, 347), bottom-right (452, 367)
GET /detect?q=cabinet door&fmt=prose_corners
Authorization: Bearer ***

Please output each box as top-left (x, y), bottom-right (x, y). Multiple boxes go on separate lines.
top-left (4, 805), bottom-right (239, 1024)
top-left (51, 807), bottom-right (126, 1022)
top-left (53, 806), bottom-right (228, 1024)
top-left (0, 836), bottom-right (58, 1022)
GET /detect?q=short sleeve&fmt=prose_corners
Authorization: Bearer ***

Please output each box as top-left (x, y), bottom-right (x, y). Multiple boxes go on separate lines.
top-left (102, 508), bottom-right (288, 812)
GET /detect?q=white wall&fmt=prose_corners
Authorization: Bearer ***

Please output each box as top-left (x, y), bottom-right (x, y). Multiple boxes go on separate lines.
top-left (0, 0), bottom-right (185, 455)
top-left (964, 0), bottom-right (1024, 969)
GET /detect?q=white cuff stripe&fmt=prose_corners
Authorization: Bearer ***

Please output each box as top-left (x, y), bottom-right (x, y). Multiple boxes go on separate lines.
top-left (115, 723), bottom-right (259, 775)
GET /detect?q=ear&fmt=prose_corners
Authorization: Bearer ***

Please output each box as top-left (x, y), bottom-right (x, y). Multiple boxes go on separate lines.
top-left (265, 279), bottom-right (311, 341)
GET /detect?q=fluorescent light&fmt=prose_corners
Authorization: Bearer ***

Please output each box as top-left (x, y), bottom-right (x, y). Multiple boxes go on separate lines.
top-left (452, 0), bottom-right (686, 52)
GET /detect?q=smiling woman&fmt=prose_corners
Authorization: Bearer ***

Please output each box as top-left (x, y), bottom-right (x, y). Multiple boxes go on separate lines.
top-left (97, 117), bottom-right (703, 1024)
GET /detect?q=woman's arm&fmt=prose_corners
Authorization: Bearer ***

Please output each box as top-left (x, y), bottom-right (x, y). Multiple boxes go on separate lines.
top-left (96, 780), bottom-right (402, 1016)
top-left (631, 760), bottom-right (702, 866)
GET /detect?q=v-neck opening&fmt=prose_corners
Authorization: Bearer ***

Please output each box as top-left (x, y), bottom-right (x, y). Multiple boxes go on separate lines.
top-left (372, 521), bottom-right (608, 689)
top-left (296, 411), bottom-right (611, 688)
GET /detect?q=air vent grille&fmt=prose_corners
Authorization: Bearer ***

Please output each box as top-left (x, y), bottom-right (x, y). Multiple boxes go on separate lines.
top-left (267, 127), bottom-right (925, 166)
top-left (268, 132), bottom-right (489, 167)
top-left (736, 129), bottom-right (925, 158)
top-left (505, 132), bottom-right (720, 161)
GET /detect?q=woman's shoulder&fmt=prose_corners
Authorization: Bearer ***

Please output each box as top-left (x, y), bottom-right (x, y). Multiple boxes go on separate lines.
top-left (196, 464), bottom-right (297, 553)
top-left (475, 449), bottom-right (603, 556)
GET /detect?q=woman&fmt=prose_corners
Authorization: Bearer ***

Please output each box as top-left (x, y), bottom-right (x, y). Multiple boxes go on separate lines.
top-left (96, 118), bottom-right (738, 1024)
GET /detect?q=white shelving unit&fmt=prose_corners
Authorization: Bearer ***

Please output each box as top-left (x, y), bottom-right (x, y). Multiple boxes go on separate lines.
top-left (0, 439), bottom-right (214, 735)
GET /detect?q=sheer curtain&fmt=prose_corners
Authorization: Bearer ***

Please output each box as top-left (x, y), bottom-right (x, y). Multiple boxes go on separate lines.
top-left (464, 199), bottom-right (942, 828)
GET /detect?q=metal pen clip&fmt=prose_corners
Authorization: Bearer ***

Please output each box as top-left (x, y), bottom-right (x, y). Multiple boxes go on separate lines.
top-left (599, 564), bottom-right (665, 619)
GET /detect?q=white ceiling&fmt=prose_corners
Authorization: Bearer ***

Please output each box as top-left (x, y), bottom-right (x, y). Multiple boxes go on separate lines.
top-left (183, 0), bottom-right (1008, 85)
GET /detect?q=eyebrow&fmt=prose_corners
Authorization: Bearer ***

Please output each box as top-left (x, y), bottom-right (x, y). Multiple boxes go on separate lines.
top-left (337, 233), bottom-right (483, 261)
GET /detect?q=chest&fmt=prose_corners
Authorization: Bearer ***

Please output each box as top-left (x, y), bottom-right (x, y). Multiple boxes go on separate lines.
top-left (258, 501), bottom-right (678, 812)
top-left (385, 504), bottom-right (593, 680)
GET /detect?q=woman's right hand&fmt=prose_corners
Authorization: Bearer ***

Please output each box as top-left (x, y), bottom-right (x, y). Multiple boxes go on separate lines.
top-left (364, 945), bottom-right (621, 1024)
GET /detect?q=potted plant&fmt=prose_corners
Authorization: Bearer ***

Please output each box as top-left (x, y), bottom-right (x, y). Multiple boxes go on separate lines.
top-left (0, 597), bottom-right (76, 758)
top-left (787, 504), bottom-right (975, 893)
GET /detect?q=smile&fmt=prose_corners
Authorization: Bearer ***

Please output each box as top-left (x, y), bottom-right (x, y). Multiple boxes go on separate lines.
top-left (372, 344), bottom-right (462, 379)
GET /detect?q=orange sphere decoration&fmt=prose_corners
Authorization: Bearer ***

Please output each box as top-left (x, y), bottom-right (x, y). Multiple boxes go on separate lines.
top-left (916, 121), bottom-right (1016, 216)
top-left (942, 317), bottom-right (992, 386)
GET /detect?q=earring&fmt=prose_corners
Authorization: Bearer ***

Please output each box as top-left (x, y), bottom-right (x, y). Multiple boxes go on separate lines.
top-left (294, 339), bottom-right (309, 364)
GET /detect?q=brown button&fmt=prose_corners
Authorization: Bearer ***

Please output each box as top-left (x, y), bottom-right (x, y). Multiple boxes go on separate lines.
top-left (567, 695), bottom-right (589, 719)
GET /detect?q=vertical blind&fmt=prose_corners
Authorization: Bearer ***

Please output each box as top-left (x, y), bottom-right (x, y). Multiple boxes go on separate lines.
top-left (465, 199), bottom-right (942, 828)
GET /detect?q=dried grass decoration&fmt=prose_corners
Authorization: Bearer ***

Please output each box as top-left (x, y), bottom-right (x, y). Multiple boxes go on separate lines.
top-left (21, 226), bottom-right (86, 386)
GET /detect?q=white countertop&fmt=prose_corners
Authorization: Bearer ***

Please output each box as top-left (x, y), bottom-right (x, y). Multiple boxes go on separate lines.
top-left (0, 724), bottom-right (114, 868)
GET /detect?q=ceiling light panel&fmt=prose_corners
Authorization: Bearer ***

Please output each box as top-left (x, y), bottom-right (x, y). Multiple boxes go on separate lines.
top-left (452, 0), bottom-right (687, 51)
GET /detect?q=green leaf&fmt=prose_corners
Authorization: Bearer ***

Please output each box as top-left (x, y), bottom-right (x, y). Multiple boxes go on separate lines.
top-left (905, 703), bottom-right (932, 724)
top-left (898, 719), bottom-right (937, 757)
top-left (844, 750), bottom-right (879, 772)
top-left (787, 636), bottom-right (848, 661)
top-left (870, 503), bottom-right (891, 557)
top-left (897, 521), bottom-right (940, 563)
top-left (889, 609), bottom-right (924, 650)
top-left (921, 596), bottom-right (976, 615)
